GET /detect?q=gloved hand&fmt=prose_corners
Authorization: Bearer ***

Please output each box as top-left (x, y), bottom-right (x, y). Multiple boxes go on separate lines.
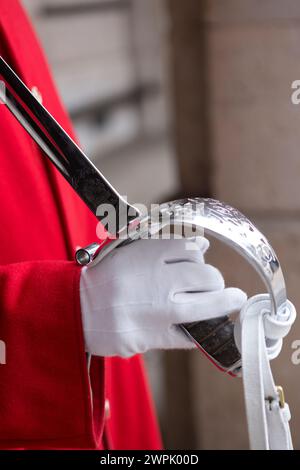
top-left (80, 237), bottom-right (247, 357)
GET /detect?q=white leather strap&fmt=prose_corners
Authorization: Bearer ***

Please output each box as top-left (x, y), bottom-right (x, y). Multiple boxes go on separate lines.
top-left (235, 294), bottom-right (296, 450)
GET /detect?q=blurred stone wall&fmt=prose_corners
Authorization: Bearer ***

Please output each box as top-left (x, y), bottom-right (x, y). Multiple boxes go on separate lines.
top-left (166, 0), bottom-right (300, 449)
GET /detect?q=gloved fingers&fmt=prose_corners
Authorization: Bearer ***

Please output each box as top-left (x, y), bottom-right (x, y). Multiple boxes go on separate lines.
top-left (169, 287), bottom-right (247, 324)
top-left (163, 237), bottom-right (209, 264)
top-left (164, 262), bottom-right (225, 294)
top-left (185, 236), bottom-right (210, 256)
top-left (112, 238), bottom-right (205, 269)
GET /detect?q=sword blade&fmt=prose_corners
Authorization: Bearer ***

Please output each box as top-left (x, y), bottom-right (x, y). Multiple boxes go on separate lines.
top-left (0, 57), bottom-right (139, 234)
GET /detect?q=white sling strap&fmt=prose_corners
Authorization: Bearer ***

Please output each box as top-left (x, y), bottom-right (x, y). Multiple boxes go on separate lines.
top-left (236, 294), bottom-right (296, 450)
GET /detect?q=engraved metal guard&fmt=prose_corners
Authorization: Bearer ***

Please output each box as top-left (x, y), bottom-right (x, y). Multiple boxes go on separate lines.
top-left (0, 57), bottom-right (287, 377)
top-left (90, 198), bottom-right (287, 376)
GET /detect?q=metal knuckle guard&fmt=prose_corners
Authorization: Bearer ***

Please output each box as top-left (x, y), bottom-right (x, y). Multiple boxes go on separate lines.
top-left (85, 197), bottom-right (288, 377)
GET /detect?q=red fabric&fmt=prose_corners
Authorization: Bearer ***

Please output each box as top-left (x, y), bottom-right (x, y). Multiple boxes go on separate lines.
top-left (0, 0), bottom-right (162, 449)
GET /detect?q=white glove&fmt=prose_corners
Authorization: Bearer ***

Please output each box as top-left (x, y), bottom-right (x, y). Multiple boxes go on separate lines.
top-left (80, 237), bottom-right (247, 357)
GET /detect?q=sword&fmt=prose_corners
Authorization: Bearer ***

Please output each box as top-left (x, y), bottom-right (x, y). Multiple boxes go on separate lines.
top-left (0, 56), bottom-right (140, 240)
top-left (0, 57), bottom-right (287, 376)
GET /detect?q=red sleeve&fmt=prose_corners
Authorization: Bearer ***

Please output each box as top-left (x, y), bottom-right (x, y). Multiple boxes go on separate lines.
top-left (0, 261), bottom-right (99, 449)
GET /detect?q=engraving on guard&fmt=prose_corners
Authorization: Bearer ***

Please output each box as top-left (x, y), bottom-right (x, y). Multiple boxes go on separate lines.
top-left (96, 198), bottom-right (287, 375)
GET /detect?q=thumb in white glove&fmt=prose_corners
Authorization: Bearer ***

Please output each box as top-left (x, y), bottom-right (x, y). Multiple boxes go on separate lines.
top-left (80, 237), bottom-right (247, 357)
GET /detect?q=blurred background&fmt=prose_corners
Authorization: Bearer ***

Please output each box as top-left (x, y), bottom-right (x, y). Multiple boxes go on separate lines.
top-left (23, 0), bottom-right (300, 449)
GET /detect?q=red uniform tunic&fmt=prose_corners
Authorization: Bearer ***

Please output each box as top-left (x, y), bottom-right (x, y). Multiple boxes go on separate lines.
top-left (0, 0), bottom-right (162, 449)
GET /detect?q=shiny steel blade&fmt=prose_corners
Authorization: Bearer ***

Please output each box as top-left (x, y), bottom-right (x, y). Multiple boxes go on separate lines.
top-left (0, 56), bottom-right (139, 234)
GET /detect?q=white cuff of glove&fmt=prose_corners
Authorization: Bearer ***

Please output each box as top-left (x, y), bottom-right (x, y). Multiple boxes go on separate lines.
top-left (80, 237), bottom-right (247, 358)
